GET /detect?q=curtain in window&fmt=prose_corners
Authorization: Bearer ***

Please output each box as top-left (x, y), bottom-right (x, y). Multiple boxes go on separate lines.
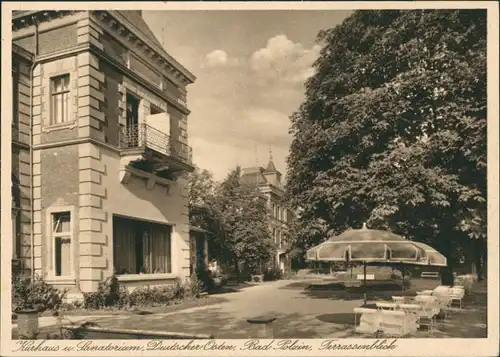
top-left (113, 219), bottom-right (136, 274)
top-left (113, 218), bottom-right (171, 275)
top-left (144, 225), bottom-right (171, 274)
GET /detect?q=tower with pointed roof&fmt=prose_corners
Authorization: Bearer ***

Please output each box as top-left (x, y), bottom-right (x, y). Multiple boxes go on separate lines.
top-left (241, 147), bottom-right (293, 274)
top-left (11, 10), bottom-right (198, 296)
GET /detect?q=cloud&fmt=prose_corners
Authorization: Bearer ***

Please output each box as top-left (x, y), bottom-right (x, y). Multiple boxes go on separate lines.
top-left (204, 49), bottom-right (228, 67)
top-left (187, 35), bottom-right (321, 180)
top-left (203, 49), bottom-right (243, 68)
top-left (250, 34), bottom-right (321, 84)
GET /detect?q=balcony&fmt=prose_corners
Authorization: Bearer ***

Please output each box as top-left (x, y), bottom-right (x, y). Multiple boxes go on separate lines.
top-left (118, 123), bottom-right (193, 179)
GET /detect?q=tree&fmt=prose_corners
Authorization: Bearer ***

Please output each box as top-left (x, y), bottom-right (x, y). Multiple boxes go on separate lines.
top-left (188, 165), bottom-right (217, 235)
top-left (188, 165), bottom-right (216, 208)
top-left (212, 167), bottom-right (276, 280)
top-left (285, 10), bottom-right (487, 277)
top-left (187, 166), bottom-right (225, 266)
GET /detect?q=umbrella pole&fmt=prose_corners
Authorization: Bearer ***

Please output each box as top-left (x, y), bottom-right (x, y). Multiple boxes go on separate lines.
top-left (401, 264), bottom-right (405, 292)
top-left (363, 261), bottom-right (367, 305)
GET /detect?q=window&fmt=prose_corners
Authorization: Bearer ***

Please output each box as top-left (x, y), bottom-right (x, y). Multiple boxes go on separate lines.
top-left (52, 212), bottom-right (72, 277)
top-left (113, 216), bottom-right (172, 275)
top-left (272, 228), bottom-right (277, 245)
top-left (51, 74), bottom-right (71, 125)
top-left (126, 94), bottom-right (139, 127)
top-left (125, 94), bottom-right (140, 147)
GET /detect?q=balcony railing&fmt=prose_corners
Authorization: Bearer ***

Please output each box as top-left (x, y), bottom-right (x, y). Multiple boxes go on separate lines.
top-left (119, 123), bottom-right (192, 165)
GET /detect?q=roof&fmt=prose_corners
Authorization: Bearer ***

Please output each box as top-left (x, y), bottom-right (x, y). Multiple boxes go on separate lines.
top-left (12, 10), bottom-right (36, 19)
top-left (116, 11), bottom-right (164, 53)
top-left (241, 167), bottom-right (268, 186)
top-left (112, 10), bottom-right (196, 83)
top-left (265, 159), bottom-right (277, 173)
top-left (12, 10), bottom-right (196, 83)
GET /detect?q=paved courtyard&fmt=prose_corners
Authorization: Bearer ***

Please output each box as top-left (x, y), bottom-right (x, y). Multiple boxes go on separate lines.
top-left (12, 279), bottom-right (488, 339)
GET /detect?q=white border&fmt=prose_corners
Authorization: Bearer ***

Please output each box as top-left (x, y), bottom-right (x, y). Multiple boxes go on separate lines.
top-left (1, 2), bottom-right (498, 357)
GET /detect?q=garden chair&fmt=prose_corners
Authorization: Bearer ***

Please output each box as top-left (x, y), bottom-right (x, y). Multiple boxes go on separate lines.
top-left (353, 307), bottom-right (381, 335)
top-left (378, 309), bottom-right (415, 337)
top-left (414, 295), bottom-right (441, 317)
top-left (444, 286), bottom-right (465, 309)
top-left (400, 303), bottom-right (435, 334)
top-left (455, 276), bottom-right (473, 294)
top-left (431, 285), bottom-right (466, 312)
top-left (414, 295), bottom-right (440, 330)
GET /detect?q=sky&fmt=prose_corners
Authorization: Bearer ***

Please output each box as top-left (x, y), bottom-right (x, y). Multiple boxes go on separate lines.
top-left (143, 10), bottom-right (352, 181)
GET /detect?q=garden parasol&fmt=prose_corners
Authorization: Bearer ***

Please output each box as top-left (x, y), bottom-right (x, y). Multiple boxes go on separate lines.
top-left (306, 223), bottom-right (447, 302)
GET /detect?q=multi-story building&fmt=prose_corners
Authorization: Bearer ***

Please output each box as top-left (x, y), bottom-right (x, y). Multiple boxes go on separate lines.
top-left (10, 10), bottom-right (200, 298)
top-left (11, 43), bottom-right (34, 276)
top-left (241, 154), bottom-right (294, 273)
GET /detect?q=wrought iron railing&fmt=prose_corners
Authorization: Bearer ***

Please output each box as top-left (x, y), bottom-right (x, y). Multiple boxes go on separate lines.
top-left (119, 123), bottom-right (192, 165)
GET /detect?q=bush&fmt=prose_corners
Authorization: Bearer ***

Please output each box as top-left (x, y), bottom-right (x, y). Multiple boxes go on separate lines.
top-left (195, 268), bottom-right (215, 292)
top-left (186, 274), bottom-right (202, 298)
top-left (83, 276), bottom-right (128, 310)
top-left (12, 275), bottom-right (66, 313)
top-left (263, 267), bottom-right (283, 281)
top-left (251, 274), bottom-right (264, 283)
top-left (84, 276), bottom-right (203, 309)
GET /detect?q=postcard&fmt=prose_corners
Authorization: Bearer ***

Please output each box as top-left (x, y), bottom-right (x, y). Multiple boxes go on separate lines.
top-left (1, 1), bottom-right (498, 356)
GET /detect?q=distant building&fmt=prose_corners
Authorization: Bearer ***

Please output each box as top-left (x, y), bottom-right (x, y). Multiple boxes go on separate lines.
top-left (241, 153), bottom-right (294, 273)
top-left (10, 10), bottom-right (204, 297)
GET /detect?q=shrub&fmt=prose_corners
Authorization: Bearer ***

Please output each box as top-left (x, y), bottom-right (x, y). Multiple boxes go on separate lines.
top-left (263, 267), bottom-right (283, 281)
top-left (186, 274), bottom-right (202, 298)
top-left (12, 275), bottom-right (66, 313)
top-left (83, 275), bottom-right (206, 310)
top-left (195, 267), bottom-right (215, 292)
top-left (83, 276), bottom-right (128, 310)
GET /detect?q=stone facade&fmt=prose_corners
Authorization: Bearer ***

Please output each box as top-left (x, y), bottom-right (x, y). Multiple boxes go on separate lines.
top-left (11, 45), bottom-right (34, 272)
top-left (11, 10), bottom-right (196, 296)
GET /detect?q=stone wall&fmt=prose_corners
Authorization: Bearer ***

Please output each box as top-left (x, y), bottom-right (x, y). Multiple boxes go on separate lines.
top-left (12, 53), bottom-right (33, 272)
